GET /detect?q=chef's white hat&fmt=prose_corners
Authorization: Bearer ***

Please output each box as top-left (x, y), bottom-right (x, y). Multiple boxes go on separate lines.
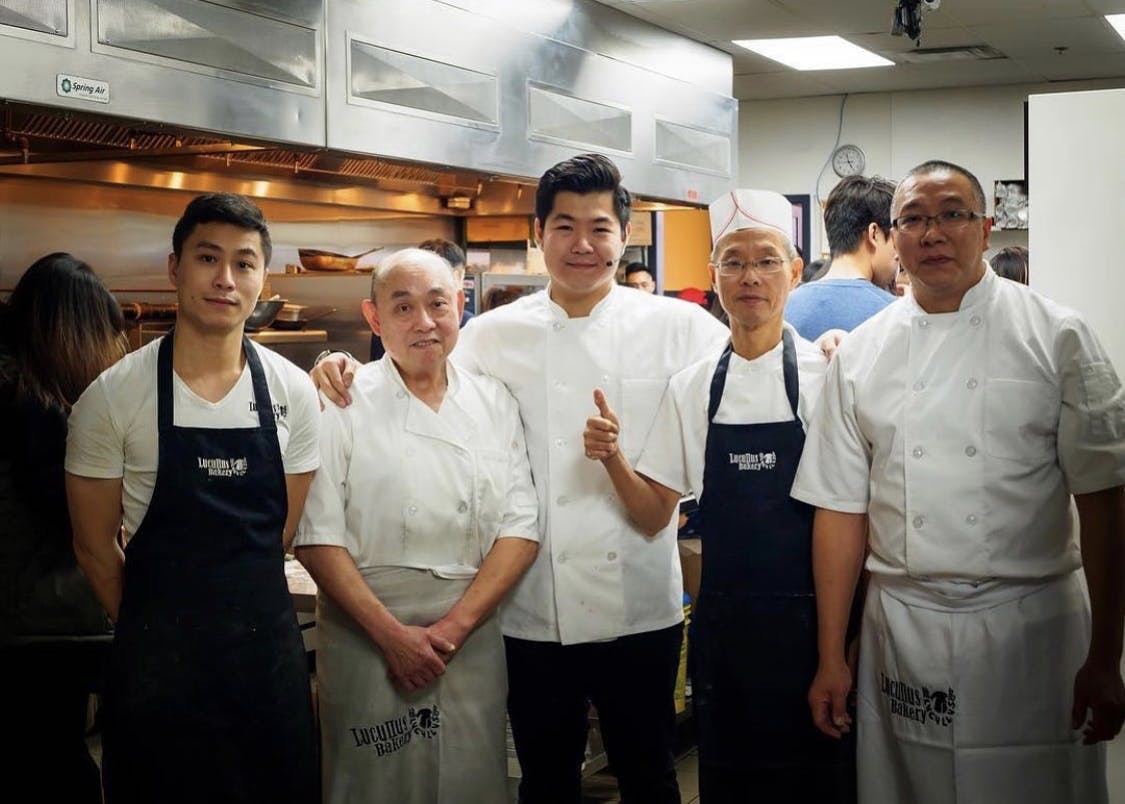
top-left (708, 189), bottom-right (794, 244)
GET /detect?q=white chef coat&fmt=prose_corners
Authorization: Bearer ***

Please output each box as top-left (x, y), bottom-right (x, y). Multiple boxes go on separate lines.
top-left (637, 323), bottom-right (826, 500)
top-left (792, 266), bottom-right (1125, 581)
top-left (294, 357), bottom-right (538, 577)
top-left (66, 337), bottom-right (320, 537)
top-left (456, 284), bottom-right (729, 644)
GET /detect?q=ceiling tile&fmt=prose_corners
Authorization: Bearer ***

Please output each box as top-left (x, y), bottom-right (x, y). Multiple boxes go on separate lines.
top-left (967, 16), bottom-right (1125, 57)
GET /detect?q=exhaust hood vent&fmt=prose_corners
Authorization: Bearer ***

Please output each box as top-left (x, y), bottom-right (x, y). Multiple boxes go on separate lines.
top-left (0, 0), bottom-right (67, 36)
top-left (898, 45), bottom-right (1006, 63)
top-left (527, 83), bottom-right (632, 154)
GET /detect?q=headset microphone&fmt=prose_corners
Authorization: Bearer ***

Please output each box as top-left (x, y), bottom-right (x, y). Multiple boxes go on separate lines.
top-left (606, 260), bottom-right (615, 267)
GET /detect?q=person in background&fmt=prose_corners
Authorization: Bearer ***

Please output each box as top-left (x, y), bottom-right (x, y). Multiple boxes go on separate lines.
top-left (801, 257), bottom-right (830, 285)
top-left (583, 189), bottom-right (853, 802)
top-left (67, 193), bottom-right (321, 804)
top-left (785, 175), bottom-right (899, 340)
top-left (0, 253), bottom-right (125, 803)
top-left (796, 160), bottom-right (1125, 804)
top-left (312, 153), bottom-right (729, 804)
top-left (624, 262), bottom-right (657, 293)
top-left (371, 237), bottom-right (473, 360)
top-left (991, 244), bottom-right (1029, 284)
top-left (295, 248), bottom-right (539, 803)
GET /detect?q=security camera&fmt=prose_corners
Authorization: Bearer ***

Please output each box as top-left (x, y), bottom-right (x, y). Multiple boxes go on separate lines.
top-left (891, 0), bottom-right (923, 43)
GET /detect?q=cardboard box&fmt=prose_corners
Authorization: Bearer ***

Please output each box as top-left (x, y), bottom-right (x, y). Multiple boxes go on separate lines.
top-left (678, 538), bottom-right (702, 602)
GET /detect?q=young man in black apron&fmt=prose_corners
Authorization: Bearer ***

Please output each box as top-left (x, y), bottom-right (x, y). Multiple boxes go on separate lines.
top-left (67, 193), bottom-right (321, 804)
top-left (584, 189), bottom-right (855, 802)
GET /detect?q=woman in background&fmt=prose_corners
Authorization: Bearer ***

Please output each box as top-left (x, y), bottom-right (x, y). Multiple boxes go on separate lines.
top-left (990, 245), bottom-right (1029, 284)
top-left (0, 253), bottom-right (127, 802)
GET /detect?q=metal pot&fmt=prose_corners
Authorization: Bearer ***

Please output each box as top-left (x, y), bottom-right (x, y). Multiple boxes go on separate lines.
top-left (297, 247), bottom-right (381, 272)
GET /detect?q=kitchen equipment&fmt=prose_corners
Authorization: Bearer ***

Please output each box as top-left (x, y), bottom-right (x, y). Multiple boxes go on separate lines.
top-left (245, 298), bottom-right (286, 331)
top-left (297, 247), bottom-right (381, 272)
top-left (271, 304), bottom-right (336, 331)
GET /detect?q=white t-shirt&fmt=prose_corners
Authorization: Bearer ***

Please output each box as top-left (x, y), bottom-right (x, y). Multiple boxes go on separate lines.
top-left (294, 357), bottom-right (539, 579)
top-left (66, 337), bottom-right (321, 537)
top-left (455, 283), bottom-right (730, 644)
top-left (637, 324), bottom-right (827, 501)
top-left (792, 266), bottom-right (1125, 581)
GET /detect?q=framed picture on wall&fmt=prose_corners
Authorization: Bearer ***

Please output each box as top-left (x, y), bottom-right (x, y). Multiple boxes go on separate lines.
top-left (994, 180), bottom-right (1028, 230)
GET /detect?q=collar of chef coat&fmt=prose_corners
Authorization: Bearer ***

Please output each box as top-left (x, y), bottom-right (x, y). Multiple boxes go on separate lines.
top-left (905, 260), bottom-right (995, 317)
top-left (543, 280), bottom-right (620, 322)
top-left (377, 353), bottom-right (470, 446)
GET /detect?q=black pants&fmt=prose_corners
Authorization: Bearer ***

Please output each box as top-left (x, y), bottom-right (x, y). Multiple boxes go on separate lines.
top-left (506, 623), bottom-right (683, 804)
top-left (0, 640), bottom-right (108, 804)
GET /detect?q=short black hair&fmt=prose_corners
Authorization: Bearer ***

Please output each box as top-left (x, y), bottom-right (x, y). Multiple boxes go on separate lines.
top-left (990, 246), bottom-right (1028, 284)
top-left (624, 262), bottom-right (653, 282)
top-left (535, 153), bottom-right (631, 230)
top-left (802, 258), bottom-right (829, 284)
top-left (418, 238), bottom-right (466, 270)
top-left (172, 193), bottom-right (272, 265)
top-left (901, 160), bottom-right (987, 212)
top-left (824, 175), bottom-right (896, 259)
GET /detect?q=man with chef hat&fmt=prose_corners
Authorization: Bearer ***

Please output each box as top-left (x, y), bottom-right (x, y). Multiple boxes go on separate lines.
top-left (584, 188), bottom-right (855, 802)
top-left (294, 247), bottom-right (540, 803)
top-left (311, 153), bottom-right (729, 803)
top-left (795, 159), bottom-right (1125, 803)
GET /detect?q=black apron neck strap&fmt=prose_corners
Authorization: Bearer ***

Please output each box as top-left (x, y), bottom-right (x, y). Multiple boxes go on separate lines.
top-left (707, 342), bottom-right (734, 422)
top-left (707, 329), bottom-right (801, 423)
top-left (156, 330), bottom-right (277, 433)
top-left (781, 327), bottom-right (800, 419)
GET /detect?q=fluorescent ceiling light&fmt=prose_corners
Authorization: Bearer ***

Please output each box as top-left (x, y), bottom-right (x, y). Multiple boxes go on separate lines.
top-left (1108, 14), bottom-right (1125, 43)
top-left (733, 36), bottom-right (893, 70)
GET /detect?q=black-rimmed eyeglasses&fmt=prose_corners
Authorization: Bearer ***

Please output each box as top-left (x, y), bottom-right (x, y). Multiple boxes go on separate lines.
top-left (892, 210), bottom-right (985, 235)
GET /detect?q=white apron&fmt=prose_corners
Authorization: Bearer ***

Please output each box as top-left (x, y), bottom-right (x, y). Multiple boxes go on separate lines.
top-left (316, 567), bottom-right (507, 804)
top-left (857, 571), bottom-right (1106, 804)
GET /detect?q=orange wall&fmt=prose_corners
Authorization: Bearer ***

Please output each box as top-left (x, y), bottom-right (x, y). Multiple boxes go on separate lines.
top-left (661, 209), bottom-right (712, 291)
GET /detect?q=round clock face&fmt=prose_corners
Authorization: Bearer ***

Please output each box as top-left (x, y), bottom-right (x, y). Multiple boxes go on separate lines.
top-left (832, 144), bottom-right (866, 177)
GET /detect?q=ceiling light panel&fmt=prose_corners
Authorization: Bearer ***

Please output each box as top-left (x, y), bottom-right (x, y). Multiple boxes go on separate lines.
top-left (733, 35), bottom-right (894, 70)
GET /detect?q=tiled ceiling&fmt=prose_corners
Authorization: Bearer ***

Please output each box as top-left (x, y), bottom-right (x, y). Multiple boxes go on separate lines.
top-left (595, 0), bottom-right (1125, 98)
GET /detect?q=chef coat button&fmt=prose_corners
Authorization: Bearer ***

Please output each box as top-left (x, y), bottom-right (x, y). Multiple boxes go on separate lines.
top-left (457, 501), bottom-right (468, 513)
top-left (553, 322), bottom-right (564, 331)
top-left (396, 390), bottom-right (406, 399)
top-left (557, 552), bottom-right (568, 563)
top-left (555, 438), bottom-right (566, 448)
top-left (966, 514), bottom-right (978, 526)
top-left (607, 551), bottom-right (617, 561)
top-left (913, 515), bottom-right (925, 529)
top-left (602, 375), bottom-right (610, 382)
top-left (557, 495), bottom-right (569, 506)
top-left (918, 319), bottom-right (929, 329)
top-left (554, 380), bottom-right (564, 389)
top-left (511, 441), bottom-right (519, 450)
top-left (966, 378), bottom-right (978, 390)
top-left (912, 446), bottom-right (925, 459)
top-left (970, 315), bottom-right (982, 326)
top-left (408, 504), bottom-right (418, 515)
top-left (913, 381), bottom-right (925, 392)
top-left (965, 445), bottom-right (977, 457)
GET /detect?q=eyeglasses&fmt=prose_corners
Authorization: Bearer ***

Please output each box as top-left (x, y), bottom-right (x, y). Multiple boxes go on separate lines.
top-left (892, 209), bottom-right (985, 235)
top-left (717, 256), bottom-right (788, 277)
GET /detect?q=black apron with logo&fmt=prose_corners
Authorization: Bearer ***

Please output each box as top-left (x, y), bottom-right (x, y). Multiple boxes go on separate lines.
top-left (693, 330), bottom-right (853, 802)
top-left (101, 334), bottom-right (318, 804)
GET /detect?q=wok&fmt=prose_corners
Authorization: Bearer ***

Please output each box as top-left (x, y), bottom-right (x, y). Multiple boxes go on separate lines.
top-left (297, 247), bottom-right (382, 272)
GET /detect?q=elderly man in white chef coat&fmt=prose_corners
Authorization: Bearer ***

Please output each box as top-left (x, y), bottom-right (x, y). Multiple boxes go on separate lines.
top-left (313, 154), bottom-right (729, 803)
top-left (795, 159), bottom-right (1125, 804)
top-left (294, 247), bottom-right (540, 804)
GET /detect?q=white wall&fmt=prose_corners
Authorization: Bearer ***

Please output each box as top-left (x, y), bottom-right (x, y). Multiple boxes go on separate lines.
top-left (1029, 87), bottom-right (1125, 376)
top-left (739, 79), bottom-right (1125, 258)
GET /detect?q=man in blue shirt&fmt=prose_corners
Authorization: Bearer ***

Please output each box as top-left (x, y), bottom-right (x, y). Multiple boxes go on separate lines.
top-left (785, 175), bottom-right (898, 340)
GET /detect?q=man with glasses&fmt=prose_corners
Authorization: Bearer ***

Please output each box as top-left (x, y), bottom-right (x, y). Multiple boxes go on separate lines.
top-left (795, 160), bottom-right (1125, 803)
top-left (584, 189), bottom-right (854, 802)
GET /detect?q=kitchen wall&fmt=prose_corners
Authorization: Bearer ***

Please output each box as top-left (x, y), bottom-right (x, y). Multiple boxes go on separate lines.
top-left (738, 77), bottom-right (1125, 258)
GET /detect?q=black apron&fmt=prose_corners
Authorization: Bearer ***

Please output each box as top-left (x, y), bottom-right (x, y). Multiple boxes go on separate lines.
top-left (101, 333), bottom-right (318, 804)
top-left (693, 329), bottom-right (853, 802)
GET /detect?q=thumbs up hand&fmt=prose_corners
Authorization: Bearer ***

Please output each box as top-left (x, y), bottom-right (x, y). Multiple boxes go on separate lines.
top-left (584, 388), bottom-right (621, 462)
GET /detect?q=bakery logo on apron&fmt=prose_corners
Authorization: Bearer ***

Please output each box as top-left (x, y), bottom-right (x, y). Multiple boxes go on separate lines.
top-left (879, 673), bottom-right (956, 727)
top-left (196, 456), bottom-right (249, 478)
top-left (349, 705), bottom-right (441, 756)
top-left (728, 451), bottom-right (777, 471)
top-left (249, 400), bottom-right (288, 419)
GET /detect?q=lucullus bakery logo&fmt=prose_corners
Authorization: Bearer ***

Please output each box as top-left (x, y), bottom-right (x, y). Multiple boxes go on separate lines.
top-left (197, 456), bottom-right (249, 478)
top-left (729, 451), bottom-right (777, 471)
top-left (350, 706), bottom-right (441, 756)
top-left (879, 672), bottom-right (956, 727)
